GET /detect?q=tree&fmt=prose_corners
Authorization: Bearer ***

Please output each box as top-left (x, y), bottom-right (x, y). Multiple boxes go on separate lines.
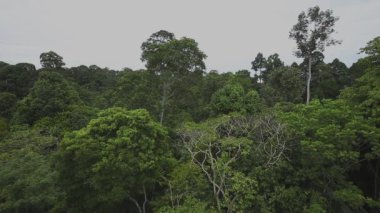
top-left (0, 92), bottom-right (17, 119)
top-left (278, 99), bottom-right (378, 211)
top-left (251, 53), bottom-right (266, 82)
top-left (112, 69), bottom-right (159, 113)
top-left (251, 53), bottom-right (284, 83)
top-left (13, 71), bottom-right (82, 125)
top-left (262, 66), bottom-right (304, 105)
top-left (340, 38), bottom-right (380, 206)
top-left (360, 36), bottom-right (380, 65)
top-left (179, 114), bottom-right (291, 212)
top-left (40, 51), bottom-right (65, 69)
top-left (0, 127), bottom-right (60, 212)
top-left (179, 117), bottom-right (258, 212)
top-left (56, 108), bottom-right (169, 212)
top-left (155, 161), bottom-right (211, 211)
top-left (0, 63), bottom-right (38, 98)
top-left (210, 83), bottom-right (262, 115)
top-left (141, 30), bottom-right (207, 124)
top-left (289, 6), bottom-right (341, 104)
top-left (265, 54), bottom-right (284, 73)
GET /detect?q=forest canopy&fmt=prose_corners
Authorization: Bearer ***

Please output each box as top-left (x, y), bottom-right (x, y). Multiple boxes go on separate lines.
top-left (0, 5), bottom-right (379, 213)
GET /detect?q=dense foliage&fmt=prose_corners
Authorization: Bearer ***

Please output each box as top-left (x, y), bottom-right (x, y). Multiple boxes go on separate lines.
top-left (0, 9), bottom-right (379, 212)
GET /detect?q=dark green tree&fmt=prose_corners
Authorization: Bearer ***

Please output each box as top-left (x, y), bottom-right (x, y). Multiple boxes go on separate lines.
top-left (278, 100), bottom-right (376, 211)
top-left (251, 53), bottom-right (284, 83)
top-left (13, 71), bottom-right (82, 125)
top-left (0, 128), bottom-right (60, 212)
top-left (141, 30), bottom-right (207, 124)
top-left (251, 53), bottom-right (266, 82)
top-left (265, 54), bottom-right (284, 74)
top-left (40, 51), bottom-right (65, 69)
top-left (0, 92), bottom-right (17, 119)
top-left (112, 69), bottom-right (159, 113)
top-left (340, 38), bottom-right (380, 205)
top-left (0, 63), bottom-right (38, 98)
top-left (360, 36), bottom-right (380, 65)
top-left (262, 66), bottom-right (304, 105)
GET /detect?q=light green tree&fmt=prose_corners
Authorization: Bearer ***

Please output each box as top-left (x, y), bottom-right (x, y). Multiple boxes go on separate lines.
top-left (56, 107), bottom-right (170, 212)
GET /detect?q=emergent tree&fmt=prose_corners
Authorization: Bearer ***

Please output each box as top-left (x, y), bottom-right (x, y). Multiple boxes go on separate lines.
top-left (40, 51), bottom-right (65, 69)
top-left (141, 30), bottom-right (206, 124)
top-left (289, 6), bottom-right (341, 104)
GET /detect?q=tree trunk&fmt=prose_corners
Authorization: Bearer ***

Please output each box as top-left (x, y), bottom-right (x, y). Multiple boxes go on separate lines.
top-left (127, 195), bottom-right (143, 213)
top-left (375, 159), bottom-right (379, 199)
top-left (306, 55), bottom-right (312, 105)
top-left (142, 186), bottom-right (148, 213)
top-left (159, 83), bottom-right (167, 125)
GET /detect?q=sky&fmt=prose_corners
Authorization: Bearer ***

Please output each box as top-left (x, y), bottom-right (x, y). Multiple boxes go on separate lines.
top-left (1, 0), bottom-right (379, 72)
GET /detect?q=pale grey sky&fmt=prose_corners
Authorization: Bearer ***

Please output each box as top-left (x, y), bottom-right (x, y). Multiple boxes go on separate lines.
top-left (1, 0), bottom-right (379, 71)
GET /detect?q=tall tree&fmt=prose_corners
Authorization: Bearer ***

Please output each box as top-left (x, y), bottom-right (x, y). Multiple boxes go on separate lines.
top-left (251, 53), bottom-right (284, 83)
top-left (40, 51), bottom-right (65, 69)
top-left (251, 53), bottom-right (266, 82)
top-left (141, 30), bottom-right (206, 124)
top-left (289, 6), bottom-right (341, 104)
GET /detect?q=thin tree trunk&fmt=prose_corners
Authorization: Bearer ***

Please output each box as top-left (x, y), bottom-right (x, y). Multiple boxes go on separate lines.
top-left (306, 55), bottom-right (312, 105)
top-left (375, 159), bottom-right (379, 199)
top-left (127, 195), bottom-right (142, 213)
top-left (159, 83), bottom-right (167, 124)
top-left (142, 186), bottom-right (148, 213)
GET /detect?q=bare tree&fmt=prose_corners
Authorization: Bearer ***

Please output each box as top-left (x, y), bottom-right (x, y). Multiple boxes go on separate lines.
top-left (179, 115), bottom-right (289, 212)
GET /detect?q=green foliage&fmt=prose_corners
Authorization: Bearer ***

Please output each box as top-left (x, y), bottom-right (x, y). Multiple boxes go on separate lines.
top-left (0, 61), bottom-right (9, 69)
top-left (0, 117), bottom-right (8, 139)
top-left (211, 83), bottom-right (262, 115)
top-left (13, 71), bottom-right (82, 125)
top-left (156, 196), bottom-right (213, 213)
top-left (153, 161), bottom-right (211, 211)
top-left (57, 65), bottom-right (118, 108)
top-left (211, 83), bottom-right (245, 114)
top-left (141, 30), bottom-right (207, 124)
top-left (33, 105), bottom-right (98, 138)
top-left (290, 6), bottom-right (340, 104)
top-left (360, 36), bottom-right (380, 64)
top-left (0, 92), bottom-right (17, 119)
top-left (141, 30), bottom-right (206, 75)
top-left (0, 128), bottom-right (60, 212)
top-left (0, 31), bottom-right (379, 212)
top-left (289, 6), bottom-right (340, 58)
top-left (178, 116), bottom-right (260, 212)
top-left (251, 53), bottom-right (284, 83)
top-left (0, 63), bottom-right (38, 98)
top-left (278, 99), bottom-right (376, 211)
top-left (341, 59), bottom-right (380, 121)
top-left (262, 66), bottom-right (304, 105)
top-left (40, 51), bottom-right (65, 69)
top-left (113, 69), bottom-right (159, 113)
top-left (56, 107), bottom-right (169, 211)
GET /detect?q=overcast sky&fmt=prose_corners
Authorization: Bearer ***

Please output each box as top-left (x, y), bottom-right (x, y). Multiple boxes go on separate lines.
top-left (1, 0), bottom-right (379, 72)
